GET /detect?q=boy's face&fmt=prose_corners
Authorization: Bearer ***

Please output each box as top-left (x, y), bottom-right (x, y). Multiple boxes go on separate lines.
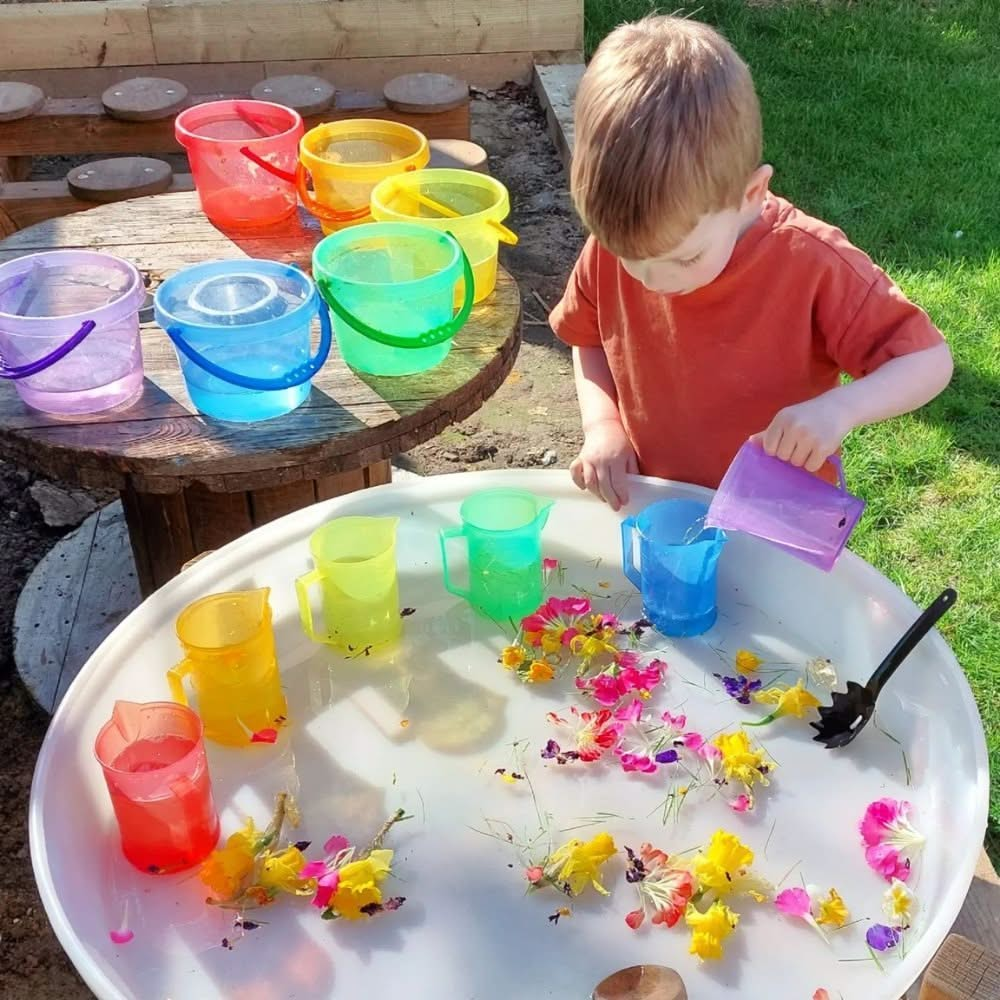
top-left (619, 165), bottom-right (773, 296)
top-left (620, 208), bottom-right (746, 296)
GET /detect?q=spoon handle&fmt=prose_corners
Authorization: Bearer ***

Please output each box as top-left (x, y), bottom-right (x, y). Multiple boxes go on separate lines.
top-left (868, 587), bottom-right (957, 696)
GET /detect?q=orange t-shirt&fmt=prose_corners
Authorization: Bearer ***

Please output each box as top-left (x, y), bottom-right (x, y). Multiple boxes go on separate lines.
top-left (550, 195), bottom-right (944, 489)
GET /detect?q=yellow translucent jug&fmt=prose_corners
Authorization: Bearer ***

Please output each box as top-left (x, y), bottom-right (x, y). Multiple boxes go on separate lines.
top-left (167, 588), bottom-right (287, 747)
top-left (296, 516), bottom-right (402, 651)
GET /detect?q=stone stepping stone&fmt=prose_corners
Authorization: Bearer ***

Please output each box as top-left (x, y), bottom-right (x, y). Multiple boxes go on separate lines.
top-left (101, 77), bottom-right (189, 121)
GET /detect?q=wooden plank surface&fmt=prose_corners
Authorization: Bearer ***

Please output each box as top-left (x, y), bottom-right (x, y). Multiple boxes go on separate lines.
top-left (0, 192), bottom-right (520, 492)
top-left (0, 175), bottom-right (196, 232)
top-left (0, 95), bottom-right (470, 157)
top-left (0, 52), bottom-right (584, 100)
top-left (0, 2), bottom-right (156, 72)
top-left (918, 934), bottom-right (1000, 1000)
top-left (146, 0), bottom-right (582, 63)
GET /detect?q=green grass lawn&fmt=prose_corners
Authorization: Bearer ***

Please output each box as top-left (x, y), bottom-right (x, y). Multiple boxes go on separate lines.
top-left (585, 0), bottom-right (1000, 853)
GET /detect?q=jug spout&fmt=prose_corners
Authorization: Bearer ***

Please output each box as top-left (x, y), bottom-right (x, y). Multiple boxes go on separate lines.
top-left (111, 700), bottom-right (146, 743)
top-left (232, 587), bottom-right (271, 625)
top-left (533, 496), bottom-right (555, 530)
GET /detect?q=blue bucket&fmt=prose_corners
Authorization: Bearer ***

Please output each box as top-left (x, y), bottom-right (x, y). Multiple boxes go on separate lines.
top-left (154, 260), bottom-right (331, 422)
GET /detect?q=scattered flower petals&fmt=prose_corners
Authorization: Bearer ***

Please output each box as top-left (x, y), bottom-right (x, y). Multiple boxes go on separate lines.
top-left (546, 707), bottom-right (622, 762)
top-left (883, 878), bottom-right (917, 925)
top-left (775, 884), bottom-right (848, 941)
top-left (251, 728), bottom-right (278, 744)
top-left (866, 923), bottom-right (901, 952)
top-left (716, 673), bottom-right (763, 704)
top-left (686, 900), bottom-right (739, 960)
top-left (806, 657), bottom-right (838, 689)
top-left (734, 649), bottom-right (763, 676)
top-left (775, 887), bottom-right (811, 919)
top-left (624, 844), bottom-right (696, 930)
top-left (109, 899), bottom-right (134, 945)
top-left (748, 679), bottom-right (821, 726)
top-left (530, 833), bottom-right (617, 897)
top-left (860, 799), bottom-right (925, 882)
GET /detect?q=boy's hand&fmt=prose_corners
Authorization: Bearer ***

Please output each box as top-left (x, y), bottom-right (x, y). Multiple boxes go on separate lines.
top-left (570, 418), bottom-right (638, 511)
top-left (751, 395), bottom-right (852, 472)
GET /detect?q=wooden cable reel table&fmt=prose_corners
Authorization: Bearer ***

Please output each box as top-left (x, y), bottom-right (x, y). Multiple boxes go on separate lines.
top-left (0, 193), bottom-right (521, 594)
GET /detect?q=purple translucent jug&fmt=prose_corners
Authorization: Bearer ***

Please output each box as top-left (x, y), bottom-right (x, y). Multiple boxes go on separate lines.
top-left (705, 441), bottom-right (865, 572)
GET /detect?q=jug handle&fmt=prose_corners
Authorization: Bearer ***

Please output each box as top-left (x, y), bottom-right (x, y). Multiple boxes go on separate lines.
top-left (620, 516), bottom-right (642, 590)
top-left (827, 455), bottom-right (849, 493)
top-left (164, 294), bottom-right (332, 392)
top-left (167, 658), bottom-right (193, 706)
top-left (295, 568), bottom-right (326, 643)
top-left (294, 162), bottom-right (373, 224)
top-left (315, 242), bottom-right (475, 350)
top-left (0, 320), bottom-right (96, 380)
top-left (439, 527), bottom-right (471, 602)
top-left (239, 145), bottom-right (296, 184)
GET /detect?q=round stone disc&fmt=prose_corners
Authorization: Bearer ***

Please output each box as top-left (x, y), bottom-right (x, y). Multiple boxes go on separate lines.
top-left (383, 72), bottom-right (469, 114)
top-left (67, 157), bottom-right (173, 204)
top-left (0, 82), bottom-right (45, 122)
top-left (429, 138), bottom-right (489, 173)
top-left (251, 75), bottom-right (335, 115)
top-left (101, 77), bottom-right (189, 122)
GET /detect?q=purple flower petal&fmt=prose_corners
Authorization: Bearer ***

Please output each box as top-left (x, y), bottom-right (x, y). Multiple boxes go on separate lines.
top-left (655, 749), bottom-right (679, 764)
top-left (866, 924), bottom-right (901, 952)
top-left (541, 739), bottom-right (561, 760)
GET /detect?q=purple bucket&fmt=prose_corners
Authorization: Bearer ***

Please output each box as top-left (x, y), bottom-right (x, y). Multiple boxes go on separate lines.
top-left (705, 441), bottom-right (865, 572)
top-left (0, 250), bottom-right (146, 415)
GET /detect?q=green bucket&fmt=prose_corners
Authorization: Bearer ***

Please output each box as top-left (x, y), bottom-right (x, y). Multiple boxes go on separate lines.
top-left (312, 222), bottom-right (474, 376)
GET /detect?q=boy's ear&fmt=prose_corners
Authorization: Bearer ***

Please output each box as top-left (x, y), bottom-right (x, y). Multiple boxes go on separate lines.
top-left (743, 164), bottom-right (774, 207)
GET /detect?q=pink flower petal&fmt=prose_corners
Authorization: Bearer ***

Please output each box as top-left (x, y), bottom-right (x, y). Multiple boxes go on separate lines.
top-left (860, 797), bottom-right (906, 845)
top-left (616, 650), bottom-right (641, 670)
top-left (251, 728), bottom-right (278, 744)
top-left (525, 866), bottom-right (544, 884)
top-left (865, 843), bottom-right (911, 882)
top-left (561, 627), bottom-right (580, 646)
top-left (614, 698), bottom-right (644, 723)
top-left (730, 794), bottom-right (752, 813)
top-left (300, 860), bottom-right (329, 879)
top-left (619, 753), bottom-right (656, 774)
top-left (323, 834), bottom-right (351, 856)
top-left (625, 909), bottom-right (645, 930)
top-left (312, 881), bottom-right (336, 909)
top-left (683, 732), bottom-right (705, 750)
top-left (775, 887), bottom-right (812, 919)
top-left (662, 710), bottom-right (686, 729)
top-left (109, 928), bottom-right (134, 945)
top-left (543, 558), bottom-right (559, 571)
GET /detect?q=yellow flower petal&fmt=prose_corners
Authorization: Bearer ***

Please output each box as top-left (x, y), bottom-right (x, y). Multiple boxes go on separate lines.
top-left (547, 833), bottom-right (616, 897)
top-left (693, 831), bottom-right (754, 897)
top-left (501, 646), bottom-right (526, 669)
top-left (686, 901), bottom-right (739, 960)
top-left (712, 730), bottom-right (771, 788)
top-left (816, 888), bottom-right (849, 928)
top-left (259, 846), bottom-right (315, 896)
top-left (752, 679), bottom-right (821, 718)
top-left (735, 649), bottom-right (762, 676)
top-left (528, 660), bottom-right (555, 683)
top-left (330, 850), bottom-right (394, 920)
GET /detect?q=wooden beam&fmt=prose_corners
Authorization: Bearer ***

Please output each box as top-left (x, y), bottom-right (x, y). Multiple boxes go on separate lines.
top-left (919, 934), bottom-right (1000, 1000)
top-left (0, 94), bottom-right (470, 158)
top-left (0, 51), bottom-right (582, 99)
top-left (146, 0), bottom-right (583, 64)
top-left (0, 175), bottom-right (196, 232)
top-left (0, 2), bottom-right (156, 72)
top-left (532, 62), bottom-right (583, 173)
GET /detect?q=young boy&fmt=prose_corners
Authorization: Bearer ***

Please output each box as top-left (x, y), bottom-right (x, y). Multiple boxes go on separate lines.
top-left (551, 16), bottom-right (953, 511)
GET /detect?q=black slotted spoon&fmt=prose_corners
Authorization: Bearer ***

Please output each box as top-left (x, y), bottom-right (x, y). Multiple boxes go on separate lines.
top-left (811, 587), bottom-right (957, 749)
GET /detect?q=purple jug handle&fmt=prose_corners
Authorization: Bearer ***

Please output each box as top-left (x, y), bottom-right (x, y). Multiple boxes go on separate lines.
top-left (620, 516), bottom-right (641, 590)
top-left (827, 455), bottom-right (849, 493)
top-left (0, 319), bottom-right (97, 380)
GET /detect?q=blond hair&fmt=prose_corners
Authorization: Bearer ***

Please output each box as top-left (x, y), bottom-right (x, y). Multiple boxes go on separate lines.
top-left (571, 15), bottom-right (762, 259)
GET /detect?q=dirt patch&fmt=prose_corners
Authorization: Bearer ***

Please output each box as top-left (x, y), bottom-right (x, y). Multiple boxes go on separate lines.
top-left (0, 86), bottom-right (584, 998)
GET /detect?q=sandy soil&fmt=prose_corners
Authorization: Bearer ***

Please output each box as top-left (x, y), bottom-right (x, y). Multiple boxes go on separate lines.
top-left (0, 87), bottom-right (585, 999)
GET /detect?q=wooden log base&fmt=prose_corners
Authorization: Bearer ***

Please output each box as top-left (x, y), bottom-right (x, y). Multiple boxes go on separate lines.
top-left (383, 72), bottom-right (469, 114)
top-left (101, 77), bottom-right (189, 121)
top-left (251, 75), bottom-right (336, 115)
top-left (592, 966), bottom-right (687, 1000)
top-left (66, 157), bottom-right (174, 204)
top-left (121, 460), bottom-right (392, 595)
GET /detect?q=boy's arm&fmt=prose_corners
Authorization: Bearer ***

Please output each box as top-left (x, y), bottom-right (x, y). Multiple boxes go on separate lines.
top-left (570, 345), bottom-right (638, 511)
top-left (754, 341), bottom-right (953, 471)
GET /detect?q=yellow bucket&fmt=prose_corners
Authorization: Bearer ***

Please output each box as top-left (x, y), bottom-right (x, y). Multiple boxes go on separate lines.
top-left (297, 119), bottom-right (429, 234)
top-left (370, 168), bottom-right (517, 303)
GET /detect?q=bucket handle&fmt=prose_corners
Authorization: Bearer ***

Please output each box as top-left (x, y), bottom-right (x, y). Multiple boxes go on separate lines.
top-left (439, 526), bottom-right (472, 603)
top-left (295, 162), bottom-right (372, 225)
top-left (316, 243), bottom-right (475, 350)
top-left (620, 516), bottom-right (642, 590)
top-left (827, 455), bottom-right (849, 493)
top-left (239, 146), bottom-right (297, 184)
top-left (165, 296), bottom-right (332, 392)
top-left (0, 319), bottom-right (97, 381)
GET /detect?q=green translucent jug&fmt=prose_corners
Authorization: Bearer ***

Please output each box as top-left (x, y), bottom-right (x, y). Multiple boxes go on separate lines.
top-left (439, 489), bottom-right (553, 621)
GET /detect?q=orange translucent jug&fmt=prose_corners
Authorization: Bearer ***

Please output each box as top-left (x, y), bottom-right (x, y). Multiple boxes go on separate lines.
top-left (167, 588), bottom-right (287, 746)
top-left (175, 100), bottom-right (304, 228)
top-left (94, 700), bottom-right (220, 874)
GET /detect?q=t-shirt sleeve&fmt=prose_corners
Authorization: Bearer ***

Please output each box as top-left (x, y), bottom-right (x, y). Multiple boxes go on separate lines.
top-left (549, 236), bottom-right (603, 348)
top-left (816, 238), bottom-right (945, 379)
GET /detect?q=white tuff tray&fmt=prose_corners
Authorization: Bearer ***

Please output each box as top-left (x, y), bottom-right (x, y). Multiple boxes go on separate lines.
top-left (30, 470), bottom-right (988, 999)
